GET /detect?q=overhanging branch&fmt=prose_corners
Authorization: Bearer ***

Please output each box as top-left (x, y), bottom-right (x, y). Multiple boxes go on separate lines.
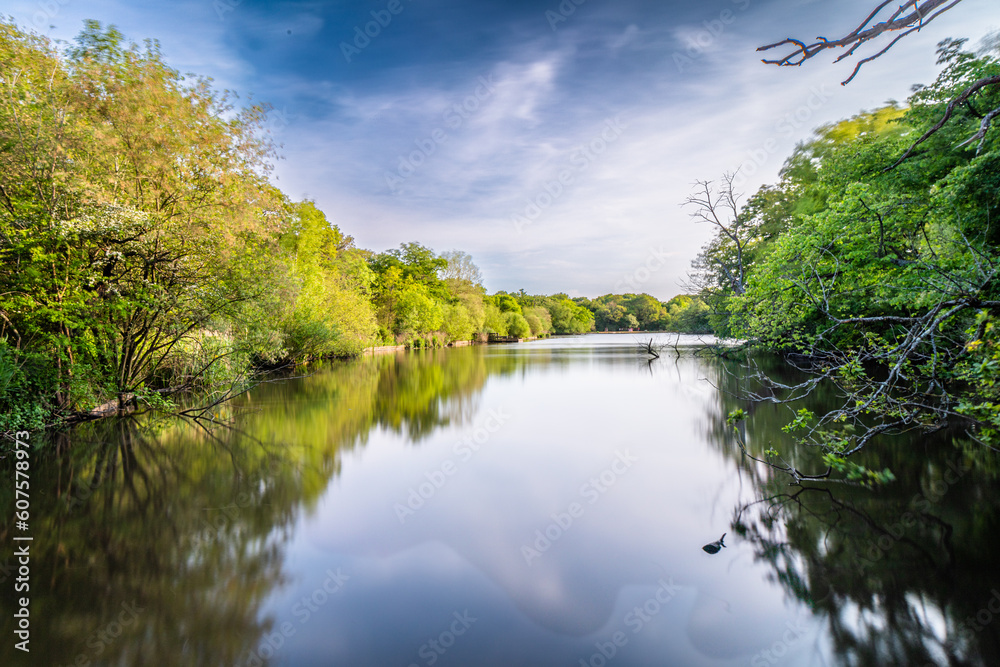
top-left (887, 74), bottom-right (1000, 169)
top-left (758, 0), bottom-right (966, 85)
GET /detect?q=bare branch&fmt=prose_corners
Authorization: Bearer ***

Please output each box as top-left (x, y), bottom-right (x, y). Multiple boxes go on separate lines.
top-left (684, 174), bottom-right (747, 296)
top-left (956, 103), bottom-right (1000, 153)
top-left (759, 2), bottom-right (1000, 168)
top-left (758, 0), bottom-right (966, 85)
top-left (888, 74), bottom-right (1000, 169)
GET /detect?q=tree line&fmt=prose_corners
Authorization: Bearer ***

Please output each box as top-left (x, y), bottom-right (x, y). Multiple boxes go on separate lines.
top-left (0, 20), bottom-right (708, 433)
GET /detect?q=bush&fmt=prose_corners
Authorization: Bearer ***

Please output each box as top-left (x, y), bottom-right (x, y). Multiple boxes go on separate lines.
top-left (524, 306), bottom-right (552, 336)
top-left (396, 285), bottom-right (444, 337)
top-left (506, 312), bottom-right (531, 338)
top-left (0, 402), bottom-right (49, 433)
top-left (0, 342), bottom-right (55, 432)
top-left (442, 303), bottom-right (475, 342)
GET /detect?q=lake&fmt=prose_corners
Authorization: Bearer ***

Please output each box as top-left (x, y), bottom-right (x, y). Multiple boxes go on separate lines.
top-left (2, 333), bottom-right (999, 666)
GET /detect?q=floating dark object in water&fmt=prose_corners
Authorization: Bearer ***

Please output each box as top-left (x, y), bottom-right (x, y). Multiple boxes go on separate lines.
top-left (702, 533), bottom-right (726, 554)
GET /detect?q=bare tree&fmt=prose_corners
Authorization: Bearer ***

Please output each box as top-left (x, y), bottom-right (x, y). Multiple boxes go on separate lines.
top-left (440, 250), bottom-right (484, 285)
top-left (684, 174), bottom-right (748, 297)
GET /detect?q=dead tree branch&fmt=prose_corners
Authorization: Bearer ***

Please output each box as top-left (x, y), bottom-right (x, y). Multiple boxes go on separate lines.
top-left (684, 174), bottom-right (747, 296)
top-left (758, 1), bottom-right (1000, 168)
top-left (758, 0), bottom-right (966, 85)
top-left (888, 74), bottom-right (1000, 168)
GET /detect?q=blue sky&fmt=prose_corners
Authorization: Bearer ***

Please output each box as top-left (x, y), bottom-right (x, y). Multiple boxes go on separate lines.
top-left (9, 0), bottom-right (999, 299)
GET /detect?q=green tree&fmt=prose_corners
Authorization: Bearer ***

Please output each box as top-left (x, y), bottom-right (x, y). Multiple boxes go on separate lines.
top-left (546, 297), bottom-right (594, 334)
top-left (523, 306), bottom-right (553, 337)
top-left (704, 38), bottom-right (1000, 478)
top-left (277, 201), bottom-right (377, 357)
top-left (505, 312), bottom-right (531, 338)
top-left (395, 284), bottom-right (444, 339)
top-left (0, 20), bottom-right (284, 420)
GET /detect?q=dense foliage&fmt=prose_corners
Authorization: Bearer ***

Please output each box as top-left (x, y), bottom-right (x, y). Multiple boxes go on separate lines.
top-left (691, 38), bottom-right (1000, 476)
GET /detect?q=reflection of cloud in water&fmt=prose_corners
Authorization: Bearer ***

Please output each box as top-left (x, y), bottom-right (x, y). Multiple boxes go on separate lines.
top-left (293, 344), bottom-right (823, 664)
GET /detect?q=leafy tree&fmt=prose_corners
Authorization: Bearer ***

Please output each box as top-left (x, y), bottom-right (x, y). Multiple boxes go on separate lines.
top-left (595, 300), bottom-right (627, 330)
top-left (0, 18), bottom-right (512, 429)
top-left (440, 250), bottom-right (483, 285)
top-left (482, 303), bottom-right (508, 335)
top-left (487, 293), bottom-right (522, 315)
top-left (370, 242), bottom-right (448, 298)
top-left (368, 243), bottom-right (488, 345)
top-left (505, 312), bottom-right (531, 338)
top-left (546, 296), bottom-right (595, 334)
top-left (701, 38), bottom-right (1000, 479)
top-left (662, 295), bottom-right (712, 334)
top-left (277, 201), bottom-right (377, 357)
top-left (0, 20), bottom-right (283, 419)
top-left (395, 284), bottom-right (444, 339)
top-left (523, 306), bottom-right (553, 337)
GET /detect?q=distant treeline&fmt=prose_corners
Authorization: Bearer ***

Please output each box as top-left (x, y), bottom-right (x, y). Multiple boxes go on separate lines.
top-left (575, 293), bottom-right (711, 333)
top-left (477, 291), bottom-right (712, 337)
top-left (0, 21), bottom-right (703, 431)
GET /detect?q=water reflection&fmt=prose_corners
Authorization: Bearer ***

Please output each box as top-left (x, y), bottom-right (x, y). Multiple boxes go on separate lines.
top-left (1, 348), bottom-right (501, 666)
top-left (707, 354), bottom-right (1000, 666)
top-left (0, 419), bottom-right (290, 666)
top-left (1, 335), bottom-right (998, 666)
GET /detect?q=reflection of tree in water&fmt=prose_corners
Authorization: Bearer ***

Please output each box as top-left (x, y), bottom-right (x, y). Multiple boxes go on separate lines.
top-left (0, 344), bottom-right (702, 665)
top-left (372, 348), bottom-right (491, 441)
top-left (0, 345), bottom-right (530, 665)
top-left (0, 419), bottom-right (294, 666)
top-left (242, 347), bottom-right (529, 447)
top-left (699, 354), bottom-right (1000, 666)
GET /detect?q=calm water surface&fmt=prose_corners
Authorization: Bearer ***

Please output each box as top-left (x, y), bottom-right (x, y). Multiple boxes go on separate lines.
top-left (2, 334), bottom-right (1000, 666)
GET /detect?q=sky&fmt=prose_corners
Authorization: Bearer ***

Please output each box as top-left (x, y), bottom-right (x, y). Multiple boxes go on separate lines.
top-left (7, 0), bottom-right (1000, 300)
